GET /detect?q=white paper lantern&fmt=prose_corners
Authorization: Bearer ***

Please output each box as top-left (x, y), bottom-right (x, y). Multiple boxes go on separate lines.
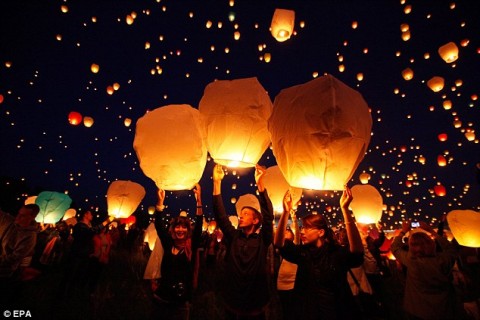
top-left (199, 77), bottom-right (273, 168)
top-left (268, 75), bottom-right (372, 190)
top-left (270, 8), bottom-right (295, 42)
top-left (447, 210), bottom-right (480, 247)
top-left (349, 184), bottom-right (383, 224)
top-left (133, 104), bottom-right (207, 190)
top-left (262, 165), bottom-right (302, 213)
top-left (107, 180), bottom-right (145, 218)
top-left (144, 222), bottom-right (158, 251)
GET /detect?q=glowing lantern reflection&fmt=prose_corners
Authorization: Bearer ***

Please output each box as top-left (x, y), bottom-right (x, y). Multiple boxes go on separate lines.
top-left (229, 215), bottom-right (239, 229)
top-left (350, 184), bottom-right (383, 224)
top-left (207, 220), bottom-right (217, 234)
top-left (359, 172), bottom-right (371, 184)
top-left (124, 118), bottom-right (132, 127)
top-left (91, 63), bottom-right (100, 73)
top-left (268, 75), bottom-right (372, 190)
top-left (68, 111), bottom-right (83, 125)
top-left (199, 77), bottom-right (272, 168)
top-left (148, 206), bottom-right (155, 215)
top-left (107, 180), bottom-right (145, 218)
top-left (133, 105), bottom-right (207, 190)
top-left (434, 184), bottom-right (446, 196)
top-left (35, 191), bottom-right (72, 224)
top-left (438, 42), bottom-right (459, 63)
top-left (447, 210), bottom-right (480, 247)
top-left (465, 131), bottom-right (475, 141)
top-left (270, 8), bottom-right (295, 42)
top-left (427, 77), bottom-right (444, 92)
top-left (262, 166), bottom-right (302, 213)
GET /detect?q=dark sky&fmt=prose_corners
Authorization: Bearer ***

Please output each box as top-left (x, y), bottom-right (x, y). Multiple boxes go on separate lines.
top-left (1, 0), bottom-right (479, 230)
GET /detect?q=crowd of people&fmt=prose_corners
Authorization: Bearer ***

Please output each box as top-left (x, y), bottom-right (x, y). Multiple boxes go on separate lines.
top-left (1, 164), bottom-right (480, 320)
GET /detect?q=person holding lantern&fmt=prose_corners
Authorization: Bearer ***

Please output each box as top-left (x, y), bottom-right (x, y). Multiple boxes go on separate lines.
top-left (212, 163), bottom-right (274, 320)
top-left (274, 186), bottom-right (364, 320)
top-left (151, 183), bottom-right (203, 320)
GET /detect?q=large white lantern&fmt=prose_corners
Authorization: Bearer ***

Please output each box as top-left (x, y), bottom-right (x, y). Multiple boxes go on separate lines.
top-left (349, 184), bottom-right (383, 224)
top-left (107, 180), bottom-right (145, 218)
top-left (270, 8), bottom-right (295, 42)
top-left (447, 210), bottom-right (480, 247)
top-left (268, 75), bottom-right (372, 190)
top-left (262, 165), bottom-right (302, 213)
top-left (199, 78), bottom-right (273, 168)
top-left (133, 104), bottom-right (207, 190)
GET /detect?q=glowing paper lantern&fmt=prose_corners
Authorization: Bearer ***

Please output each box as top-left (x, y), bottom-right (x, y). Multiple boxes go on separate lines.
top-left (349, 184), bottom-right (383, 224)
top-left (148, 206), bottom-right (155, 215)
top-left (359, 172), bottom-right (371, 184)
top-left (438, 133), bottom-right (448, 142)
top-left (107, 180), bottom-right (145, 218)
top-left (229, 215), bottom-right (239, 229)
top-left (268, 75), bottom-right (372, 190)
top-left (83, 116), bottom-right (94, 127)
top-left (63, 208), bottom-right (76, 220)
top-left (134, 105), bottom-right (207, 190)
top-left (438, 42), bottom-right (459, 63)
top-left (427, 77), bottom-right (444, 92)
top-left (401, 68), bottom-right (414, 80)
top-left (144, 222), bottom-right (158, 250)
top-left (434, 184), bottom-right (446, 196)
top-left (262, 166), bottom-right (302, 213)
top-left (437, 155), bottom-right (447, 167)
top-left (207, 220), bottom-right (217, 234)
top-left (199, 77), bottom-right (272, 168)
top-left (91, 63), bottom-right (100, 73)
top-left (270, 8), bottom-right (295, 42)
top-left (447, 210), bottom-right (480, 247)
top-left (24, 196), bottom-right (37, 205)
top-left (35, 191), bottom-right (72, 224)
top-left (68, 111), bottom-right (83, 125)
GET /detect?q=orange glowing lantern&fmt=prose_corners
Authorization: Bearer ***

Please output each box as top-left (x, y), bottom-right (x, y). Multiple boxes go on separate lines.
top-left (447, 210), bottom-right (480, 247)
top-left (443, 100), bottom-right (452, 110)
top-left (63, 208), bottom-right (76, 220)
top-left (434, 184), bottom-right (446, 197)
top-left (24, 196), bottom-right (37, 205)
top-left (68, 111), bottom-right (83, 125)
top-left (262, 166), bottom-right (302, 213)
top-left (199, 77), bottom-right (272, 168)
top-left (350, 184), bottom-right (383, 224)
top-left (83, 116), bottom-right (94, 127)
top-left (148, 206), bottom-right (155, 215)
top-left (401, 68), bottom-right (414, 80)
top-left (124, 118), bottom-right (132, 127)
top-left (359, 172), bottom-right (371, 184)
top-left (427, 77), bottom-right (444, 92)
top-left (437, 155), bottom-right (447, 167)
top-left (465, 131), bottom-right (475, 141)
top-left (438, 133), bottom-right (448, 142)
top-left (107, 180), bottom-right (145, 219)
top-left (268, 75), bottom-right (372, 190)
top-left (133, 105), bottom-right (207, 190)
top-left (91, 63), bottom-right (100, 73)
top-left (207, 220), bottom-right (217, 234)
top-left (438, 42), bottom-right (459, 63)
top-left (270, 8), bottom-right (295, 42)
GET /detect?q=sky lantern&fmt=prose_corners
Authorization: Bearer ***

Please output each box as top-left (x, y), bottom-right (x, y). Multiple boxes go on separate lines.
top-left (447, 210), bottom-right (480, 247)
top-left (427, 77), bottom-right (444, 92)
top-left (465, 131), bottom-right (475, 141)
top-left (124, 118), bottom-right (132, 127)
top-left (24, 195), bottom-right (37, 205)
top-left (107, 180), bottom-right (145, 218)
top-left (438, 133), bottom-right (448, 141)
top-left (90, 63), bottom-right (99, 73)
top-left (68, 111), bottom-right (83, 125)
top-left (438, 42), bottom-right (459, 63)
top-left (453, 119), bottom-right (462, 128)
top-left (35, 191), bottom-right (72, 224)
top-left (148, 206), bottom-right (155, 215)
top-left (433, 184), bottom-right (446, 196)
top-left (144, 222), bottom-right (158, 250)
top-left (133, 104), bottom-right (207, 190)
top-left (270, 8), bottom-right (295, 42)
top-left (106, 86), bottom-right (114, 95)
top-left (83, 116), bottom-right (94, 127)
top-left (401, 68), bottom-right (414, 80)
top-left (443, 100), bottom-right (452, 110)
top-left (349, 184), bottom-right (383, 224)
top-left (401, 31), bottom-right (411, 41)
top-left (207, 220), bottom-right (217, 234)
top-left (199, 77), bottom-right (272, 168)
top-left (229, 215), bottom-right (239, 229)
top-left (359, 172), bottom-right (371, 184)
top-left (262, 165), bottom-right (302, 213)
top-left (63, 208), bottom-right (76, 220)
top-left (268, 74), bottom-right (372, 190)
top-left (0, 94), bottom-right (4, 104)
top-left (437, 155), bottom-right (447, 167)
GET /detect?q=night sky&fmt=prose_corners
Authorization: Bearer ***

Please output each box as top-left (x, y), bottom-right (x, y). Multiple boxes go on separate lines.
top-left (1, 0), bottom-right (479, 230)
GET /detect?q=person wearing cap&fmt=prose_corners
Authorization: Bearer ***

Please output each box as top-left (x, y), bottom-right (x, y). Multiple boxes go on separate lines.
top-left (212, 163), bottom-right (274, 320)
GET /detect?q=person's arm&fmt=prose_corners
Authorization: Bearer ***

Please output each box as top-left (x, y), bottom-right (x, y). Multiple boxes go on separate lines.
top-left (291, 210), bottom-right (300, 245)
top-left (391, 220), bottom-right (410, 265)
top-left (340, 186), bottom-right (363, 254)
top-left (192, 183), bottom-right (203, 246)
top-left (212, 164), bottom-right (235, 241)
top-left (274, 190), bottom-right (292, 248)
top-left (256, 164), bottom-right (274, 243)
top-left (153, 188), bottom-right (170, 242)
top-left (0, 231), bottom-right (36, 272)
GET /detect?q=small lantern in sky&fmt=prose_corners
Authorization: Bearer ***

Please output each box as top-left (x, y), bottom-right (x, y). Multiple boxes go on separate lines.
top-left (134, 105), bottom-right (207, 190)
top-left (438, 42), bottom-right (459, 63)
top-left (270, 8), bottom-right (295, 42)
top-left (35, 191), bottom-right (72, 224)
top-left (199, 77), bottom-right (272, 168)
top-left (447, 210), bottom-right (480, 247)
top-left (68, 111), bottom-right (83, 125)
top-left (83, 116), bottom-right (94, 127)
top-left (434, 184), bottom-right (446, 196)
top-left (90, 63), bottom-right (100, 73)
top-left (262, 165), bottom-right (302, 213)
top-left (427, 77), bottom-right (445, 92)
top-left (349, 184), bottom-right (383, 224)
top-left (402, 68), bottom-right (414, 80)
top-left (24, 195), bottom-right (37, 205)
top-left (107, 180), bottom-right (145, 219)
top-left (359, 172), bottom-right (371, 184)
top-left (268, 75), bottom-right (372, 190)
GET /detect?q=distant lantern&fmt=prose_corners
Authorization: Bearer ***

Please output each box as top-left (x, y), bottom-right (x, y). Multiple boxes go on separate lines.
top-left (268, 74), bottom-right (372, 190)
top-left (35, 191), bottom-right (72, 224)
top-left (207, 220), bottom-right (217, 234)
top-left (83, 116), bottom-right (94, 127)
top-left (434, 184), bottom-right (446, 197)
top-left (262, 166), bottom-right (303, 213)
top-left (350, 184), bottom-right (383, 224)
top-left (438, 42), bottom-right (459, 63)
top-left (229, 215), bottom-right (239, 229)
top-left (443, 100), bottom-right (452, 110)
top-left (465, 131), bottom-right (475, 141)
top-left (356, 73), bottom-right (364, 81)
top-left (438, 133), bottom-right (448, 141)
top-left (418, 156), bottom-right (426, 164)
top-left (68, 111), bottom-right (83, 125)
top-left (400, 23), bottom-right (409, 32)
top-left (234, 31), bottom-right (240, 40)
top-left (133, 104), bottom-right (207, 190)
top-left (91, 63), bottom-right (100, 73)
top-left (359, 172), bottom-right (371, 184)
top-left (264, 53), bottom-right (271, 63)
top-left (199, 77), bottom-right (272, 168)
top-left (148, 206), bottom-right (155, 215)
top-left (427, 77), bottom-right (444, 92)
top-left (401, 68), bottom-right (414, 80)
top-left (144, 222), bottom-right (158, 250)
top-left (113, 83), bottom-right (120, 91)
top-left (106, 86), bottom-right (114, 95)
top-left (447, 210), bottom-right (480, 247)
top-left (401, 31), bottom-right (411, 41)
top-left (107, 180), bottom-right (145, 219)
top-left (0, 94), bottom-right (3, 104)
top-left (63, 208), bottom-right (76, 220)
top-left (124, 118), bottom-right (132, 127)
top-left (437, 155), bottom-right (447, 167)
top-left (270, 8), bottom-right (295, 42)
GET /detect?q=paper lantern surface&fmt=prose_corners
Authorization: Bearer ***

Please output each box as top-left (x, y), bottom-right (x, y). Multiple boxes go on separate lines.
top-left (349, 184), bottom-right (383, 224)
top-left (35, 191), bottom-right (72, 224)
top-left (262, 165), bottom-right (302, 213)
top-left (268, 75), bottom-right (372, 190)
top-left (107, 180), bottom-right (145, 218)
top-left (144, 222), bottom-right (158, 251)
top-left (133, 104), bottom-right (207, 190)
top-left (447, 210), bottom-right (480, 247)
top-left (24, 196), bottom-right (37, 205)
top-left (199, 77), bottom-right (273, 168)
top-left (63, 208), bottom-right (76, 220)
top-left (270, 9), bottom-right (295, 42)
top-left (438, 42), bottom-right (459, 63)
